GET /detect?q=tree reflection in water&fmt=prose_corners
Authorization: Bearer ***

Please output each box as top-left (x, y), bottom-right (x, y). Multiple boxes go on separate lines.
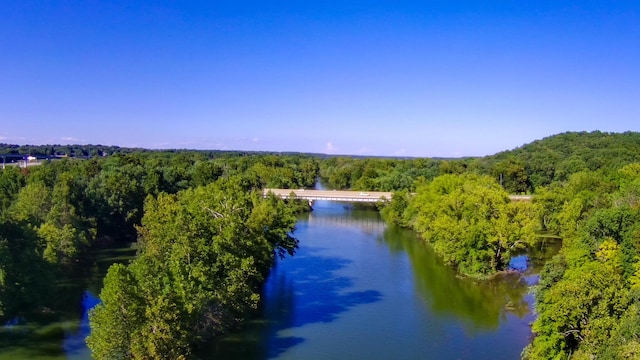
top-left (380, 226), bottom-right (531, 333)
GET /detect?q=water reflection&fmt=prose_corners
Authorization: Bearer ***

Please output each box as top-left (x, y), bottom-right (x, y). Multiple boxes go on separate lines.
top-left (381, 226), bottom-right (530, 333)
top-left (0, 295), bottom-right (92, 360)
top-left (0, 246), bottom-right (134, 360)
top-left (307, 211), bottom-right (386, 235)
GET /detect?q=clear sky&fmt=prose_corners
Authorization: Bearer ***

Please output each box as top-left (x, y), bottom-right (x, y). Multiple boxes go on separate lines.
top-left (1, 1), bottom-right (638, 157)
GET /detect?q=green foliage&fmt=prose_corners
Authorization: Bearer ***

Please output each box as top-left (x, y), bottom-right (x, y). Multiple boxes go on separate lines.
top-left (4, 133), bottom-right (640, 357)
top-left (10, 181), bottom-right (51, 223)
top-left (321, 132), bottom-right (640, 195)
top-left (0, 166), bottom-right (26, 212)
top-left (0, 151), bottom-right (315, 337)
top-left (485, 131), bottom-right (640, 190)
top-left (526, 163), bottom-right (640, 359)
top-left (380, 190), bottom-right (411, 226)
top-left (7, 173), bottom-right (95, 266)
top-left (405, 174), bottom-right (538, 277)
top-left (87, 163), bottom-right (146, 238)
top-left (528, 260), bottom-right (629, 359)
top-left (492, 156), bottom-right (531, 194)
top-left (86, 264), bottom-right (144, 359)
top-left (87, 178), bottom-right (299, 359)
top-left (0, 219), bottom-right (55, 321)
top-left (319, 157), bottom-right (441, 191)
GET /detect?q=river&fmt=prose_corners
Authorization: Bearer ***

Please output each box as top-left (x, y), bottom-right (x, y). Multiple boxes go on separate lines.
top-left (202, 200), bottom-right (541, 359)
top-left (1, 200), bottom-right (547, 359)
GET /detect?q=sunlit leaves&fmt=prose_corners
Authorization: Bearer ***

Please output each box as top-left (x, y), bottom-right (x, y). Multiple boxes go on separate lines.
top-left (529, 261), bottom-right (629, 359)
top-left (87, 264), bottom-right (144, 360)
top-left (406, 174), bottom-right (538, 277)
top-left (88, 178), bottom-right (298, 358)
top-left (527, 163), bottom-right (640, 359)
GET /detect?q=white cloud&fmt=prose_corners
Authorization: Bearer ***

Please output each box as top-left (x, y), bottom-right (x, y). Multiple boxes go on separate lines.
top-left (252, 137), bottom-right (259, 142)
top-left (61, 136), bottom-right (82, 143)
top-left (325, 141), bottom-right (335, 153)
top-left (0, 135), bottom-right (25, 143)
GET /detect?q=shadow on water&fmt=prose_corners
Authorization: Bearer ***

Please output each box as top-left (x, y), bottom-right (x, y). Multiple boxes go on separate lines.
top-left (202, 246), bottom-right (382, 359)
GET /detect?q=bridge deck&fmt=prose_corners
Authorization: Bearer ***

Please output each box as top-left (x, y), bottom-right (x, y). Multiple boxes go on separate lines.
top-left (264, 189), bottom-right (532, 203)
top-left (263, 189), bottom-right (392, 203)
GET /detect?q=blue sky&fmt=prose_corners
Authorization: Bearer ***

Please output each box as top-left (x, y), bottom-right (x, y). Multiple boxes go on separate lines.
top-left (1, 1), bottom-right (638, 157)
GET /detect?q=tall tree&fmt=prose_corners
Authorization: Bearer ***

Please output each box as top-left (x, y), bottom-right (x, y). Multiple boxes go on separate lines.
top-left (88, 177), bottom-right (298, 359)
top-left (406, 174), bottom-right (538, 277)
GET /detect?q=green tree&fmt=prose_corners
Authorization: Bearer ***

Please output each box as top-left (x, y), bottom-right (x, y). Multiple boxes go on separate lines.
top-left (527, 259), bottom-right (629, 359)
top-left (406, 174), bottom-right (538, 277)
top-left (9, 181), bottom-right (51, 224)
top-left (87, 264), bottom-right (145, 360)
top-left (0, 219), bottom-right (54, 320)
top-left (380, 190), bottom-right (410, 226)
top-left (494, 157), bottom-right (531, 193)
top-left (88, 178), bottom-right (298, 358)
top-left (0, 166), bottom-right (25, 211)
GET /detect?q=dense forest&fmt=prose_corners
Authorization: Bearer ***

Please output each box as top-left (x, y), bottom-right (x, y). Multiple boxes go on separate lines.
top-left (320, 130), bottom-right (640, 194)
top-left (0, 151), bottom-right (318, 358)
top-left (1, 130), bottom-right (640, 358)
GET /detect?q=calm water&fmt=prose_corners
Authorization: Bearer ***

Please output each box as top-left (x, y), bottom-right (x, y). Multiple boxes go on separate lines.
top-left (1, 201), bottom-right (545, 359)
top-left (203, 201), bottom-right (538, 360)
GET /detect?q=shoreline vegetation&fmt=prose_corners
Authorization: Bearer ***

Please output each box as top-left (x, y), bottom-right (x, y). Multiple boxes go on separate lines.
top-left (380, 173), bottom-right (539, 279)
top-left (1, 130), bottom-right (640, 358)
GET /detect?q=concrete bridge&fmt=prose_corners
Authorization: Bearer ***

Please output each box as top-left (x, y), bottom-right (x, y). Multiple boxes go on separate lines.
top-left (263, 189), bottom-right (532, 203)
top-left (263, 189), bottom-right (393, 203)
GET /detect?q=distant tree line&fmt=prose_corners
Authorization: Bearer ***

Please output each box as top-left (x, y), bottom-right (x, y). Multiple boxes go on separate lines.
top-left (0, 143), bottom-right (141, 157)
top-left (319, 131), bottom-right (640, 194)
